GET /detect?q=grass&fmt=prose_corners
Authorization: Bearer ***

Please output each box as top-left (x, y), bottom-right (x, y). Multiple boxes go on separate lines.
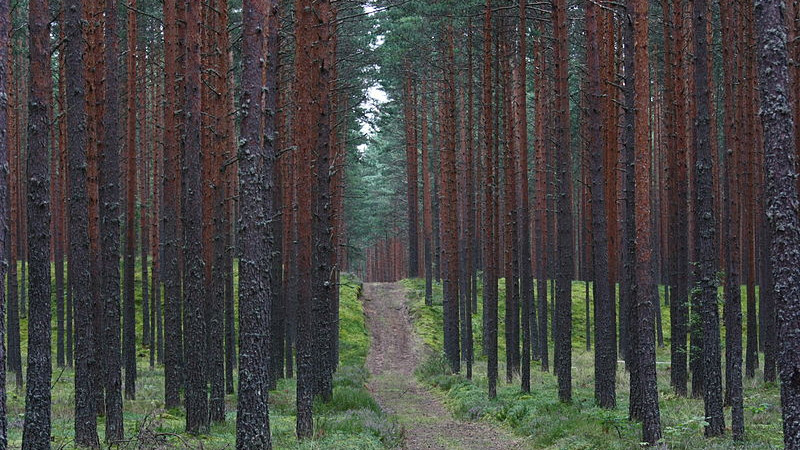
top-left (6, 269), bottom-right (401, 449)
top-left (403, 277), bottom-right (784, 449)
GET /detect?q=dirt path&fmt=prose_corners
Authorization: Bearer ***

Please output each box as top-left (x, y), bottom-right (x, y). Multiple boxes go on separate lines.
top-left (363, 282), bottom-right (526, 450)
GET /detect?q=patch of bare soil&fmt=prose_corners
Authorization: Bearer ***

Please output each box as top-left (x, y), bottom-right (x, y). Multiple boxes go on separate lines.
top-left (363, 282), bottom-right (527, 450)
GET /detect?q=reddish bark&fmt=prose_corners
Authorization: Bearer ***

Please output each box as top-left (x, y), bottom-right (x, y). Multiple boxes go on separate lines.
top-left (482, 0), bottom-right (499, 398)
top-left (65, 0), bottom-right (99, 445)
top-left (632, 0), bottom-right (662, 442)
top-left (440, 20), bottom-right (460, 375)
top-left (586, 0), bottom-right (615, 408)
top-left (293, 0), bottom-right (334, 436)
top-left (533, 24), bottom-right (548, 373)
top-left (404, 64), bottom-right (419, 278)
top-left (501, 30), bottom-right (519, 383)
top-left (553, 0), bottom-right (573, 403)
top-left (123, 0), bottom-right (138, 402)
top-left (421, 81), bottom-right (434, 305)
top-left (236, 0), bottom-right (275, 446)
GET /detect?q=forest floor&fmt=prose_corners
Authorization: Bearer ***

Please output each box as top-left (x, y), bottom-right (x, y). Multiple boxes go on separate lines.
top-left (363, 282), bottom-right (526, 449)
top-left (399, 277), bottom-right (784, 449)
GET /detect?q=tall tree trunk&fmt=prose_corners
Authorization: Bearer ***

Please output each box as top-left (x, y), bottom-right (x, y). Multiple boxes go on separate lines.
top-left (664, 0), bottom-right (690, 397)
top-left (405, 64), bottom-right (419, 278)
top-left (743, 0), bottom-right (759, 380)
top-left (54, 29), bottom-right (66, 369)
top-left (66, 0), bottom-right (100, 445)
top-left (631, 0), bottom-right (662, 443)
top-left (755, 1), bottom-right (800, 447)
top-left (162, 0), bottom-right (183, 410)
top-left (150, 69), bottom-right (162, 368)
top-left (421, 83), bottom-right (433, 306)
top-left (692, 0), bottom-right (725, 436)
top-left (268, 0), bottom-right (284, 388)
top-left (501, 32), bottom-right (518, 383)
top-left (553, 0), bottom-right (573, 403)
top-left (7, 47), bottom-right (21, 384)
top-left (482, 0), bottom-right (498, 398)
top-left (533, 26), bottom-right (549, 372)
top-left (85, 0), bottom-right (104, 414)
top-left (140, 98), bottom-right (150, 374)
top-left (22, 0), bottom-right (53, 445)
top-left (138, 55), bottom-right (149, 368)
top-left (100, 0), bottom-right (125, 438)
top-left (294, 0), bottom-right (333, 437)
top-left (311, 0), bottom-right (337, 400)
top-left (466, 21), bottom-right (479, 373)
top-left (235, 0), bottom-right (275, 447)
top-left (586, 0), bottom-right (615, 409)
top-left (123, 0), bottom-right (138, 402)
top-left (517, 0), bottom-right (534, 391)
top-left (202, 0), bottom-right (231, 422)
top-left (441, 21), bottom-right (460, 374)
top-left (183, 0), bottom-right (209, 434)
top-left (720, 0), bottom-right (744, 439)
top-left (0, 0), bottom-right (9, 444)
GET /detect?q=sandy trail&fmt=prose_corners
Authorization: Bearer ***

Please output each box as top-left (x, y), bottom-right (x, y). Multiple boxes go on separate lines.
top-left (363, 282), bottom-right (526, 450)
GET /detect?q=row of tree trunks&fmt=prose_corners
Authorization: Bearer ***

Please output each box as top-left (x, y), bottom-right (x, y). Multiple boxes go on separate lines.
top-left (2, 0), bottom-right (348, 446)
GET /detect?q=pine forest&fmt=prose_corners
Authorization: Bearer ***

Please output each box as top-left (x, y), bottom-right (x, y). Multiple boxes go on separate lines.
top-left (0, 0), bottom-right (799, 448)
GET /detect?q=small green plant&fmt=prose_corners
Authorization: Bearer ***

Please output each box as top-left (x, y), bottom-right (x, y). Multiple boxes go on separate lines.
top-left (414, 353), bottom-right (452, 380)
top-left (663, 416), bottom-right (710, 438)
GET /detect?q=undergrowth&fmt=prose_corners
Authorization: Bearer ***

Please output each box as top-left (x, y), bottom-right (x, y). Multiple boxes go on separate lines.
top-left (403, 277), bottom-right (783, 449)
top-left (6, 270), bottom-right (401, 449)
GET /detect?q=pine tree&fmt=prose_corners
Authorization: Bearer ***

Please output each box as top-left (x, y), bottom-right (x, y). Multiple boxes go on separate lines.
top-left (183, 0), bottom-right (209, 434)
top-left (22, 0), bottom-right (53, 445)
top-left (692, 0), bottom-right (724, 436)
top-left (586, 0), bottom-right (615, 409)
top-left (162, 0), bottom-right (183, 410)
top-left (553, 0), bottom-right (573, 403)
top-left (482, 0), bottom-right (499, 399)
top-left (405, 65), bottom-right (419, 278)
top-left (101, 0), bottom-right (124, 439)
top-left (0, 0), bottom-right (9, 445)
top-left (441, 20), bottom-right (460, 375)
top-left (235, 0), bottom-right (274, 446)
top-left (755, 1), bottom-right (800, 446)
top-left (123, 0), bottom-right (138, 402)
top-left (631, 0), bottom-right (662, 442)
top-left (65, 0), bottom-right (99, 444)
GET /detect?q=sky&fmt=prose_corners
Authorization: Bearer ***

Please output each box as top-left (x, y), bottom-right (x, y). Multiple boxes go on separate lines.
top-left (358, 5), bottom-right (389, 153)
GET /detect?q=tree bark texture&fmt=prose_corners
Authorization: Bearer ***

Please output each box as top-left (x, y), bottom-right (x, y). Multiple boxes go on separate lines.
top-left (22, 0), bottom-right (53, 445)
top-left (755, 1), bottom-right (800, 446)
top-left (235, 0), bottom-right (274, 447)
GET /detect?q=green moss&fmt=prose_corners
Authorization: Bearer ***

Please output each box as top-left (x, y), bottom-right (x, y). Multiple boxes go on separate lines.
top-left (6, 271), bottom-right (400, 449)
top-left (339, 277), bottom-right (370, 368)
top-left (404, 276), bottom-right (784, 449)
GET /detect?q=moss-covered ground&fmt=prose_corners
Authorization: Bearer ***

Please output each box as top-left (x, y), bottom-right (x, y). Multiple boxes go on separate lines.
top-left (402, 277), bottom-right (783, 449)
top-left (6, 270), bottom-right (401, 448)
